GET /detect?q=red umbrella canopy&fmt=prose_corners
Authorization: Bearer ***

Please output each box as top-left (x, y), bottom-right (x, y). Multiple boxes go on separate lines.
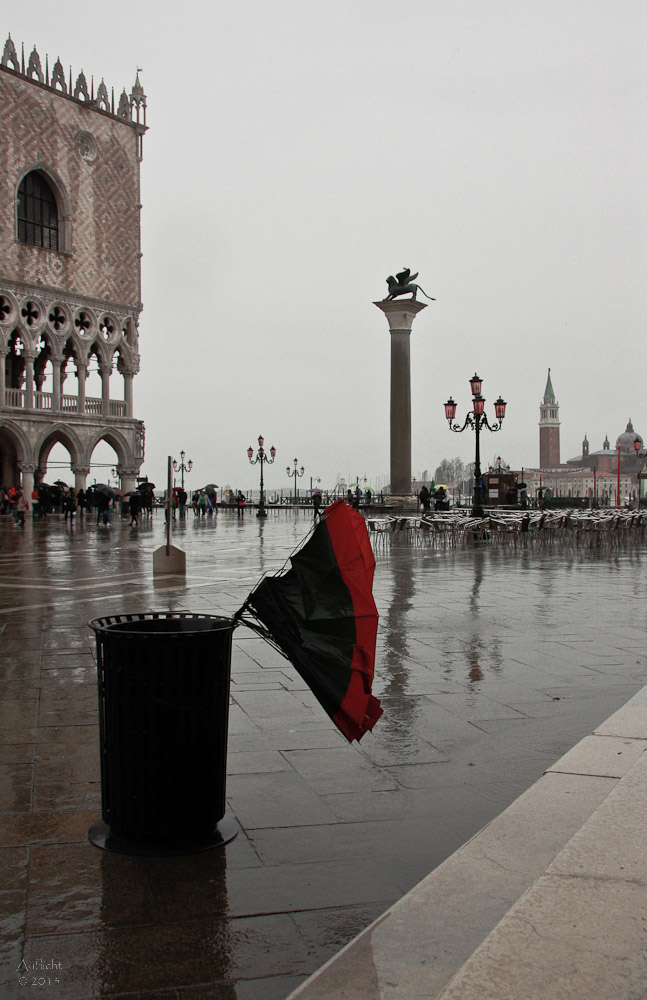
top-left (236, 499), bottom-right (382, 742)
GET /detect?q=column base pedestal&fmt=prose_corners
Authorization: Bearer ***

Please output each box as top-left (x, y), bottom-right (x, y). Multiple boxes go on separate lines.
top-left (381, 494), bottom-right (420, 514)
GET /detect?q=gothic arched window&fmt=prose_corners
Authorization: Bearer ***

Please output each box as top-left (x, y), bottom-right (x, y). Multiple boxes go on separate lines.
top-left (17, 172), bottom-right (59, 250)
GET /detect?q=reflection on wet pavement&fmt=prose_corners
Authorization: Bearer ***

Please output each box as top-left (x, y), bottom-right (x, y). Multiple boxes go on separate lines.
top-left (1, 510), bottom-right (646, 998)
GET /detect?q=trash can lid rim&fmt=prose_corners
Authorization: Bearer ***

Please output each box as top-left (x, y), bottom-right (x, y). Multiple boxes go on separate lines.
top-left (88, 612), bottom-right (236, 637)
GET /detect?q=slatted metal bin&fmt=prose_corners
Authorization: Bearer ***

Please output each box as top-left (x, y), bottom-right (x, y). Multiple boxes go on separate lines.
top-left (88, 612), bottom-right (237, 855)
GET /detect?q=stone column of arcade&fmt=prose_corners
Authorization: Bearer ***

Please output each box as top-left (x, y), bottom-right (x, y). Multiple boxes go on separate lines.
top-left (73, 466), bottom-right (90, 492)
top-left (118, 467), bottom-right (139, 494)
top-left (374, 297), bottom-right (427, 503)
top-left (19, 464), bottom-right (37, 499)
top-left (23, 353), bottom-right (35, 410)
top-left (52, 354), bottom-right (63, 411)
top-left (76, 362), bottom-right (87, 414)
top-left (100, 363), bottom-right (111, 416)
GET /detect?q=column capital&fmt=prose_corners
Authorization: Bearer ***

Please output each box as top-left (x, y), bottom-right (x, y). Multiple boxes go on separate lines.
top-left (72, 466), bottom-right (91, 477)
top-left (373, 299), bottom-right (427, 332)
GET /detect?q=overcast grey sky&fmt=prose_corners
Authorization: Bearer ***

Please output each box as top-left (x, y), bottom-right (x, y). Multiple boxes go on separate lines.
top-left (10, 0), bottom-right (647, 493)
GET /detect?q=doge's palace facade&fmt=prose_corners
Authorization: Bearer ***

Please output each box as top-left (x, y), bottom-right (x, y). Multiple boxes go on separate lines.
top-left (0, 35), bottom-right (147, 496)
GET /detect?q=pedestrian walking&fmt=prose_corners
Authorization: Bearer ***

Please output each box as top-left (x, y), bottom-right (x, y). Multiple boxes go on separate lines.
top-left (95, 491), bottom-right (111, 526)
top-left (129, 491), bottom-right (142, 527)
top-left (31, 487), bottom-right (41, 519)
top-left (15, 490), bottom-right (30, 526)
top-left (62, 488), bottom-right (77, 522)
top-left (419, 485), bottom-right (431, 512)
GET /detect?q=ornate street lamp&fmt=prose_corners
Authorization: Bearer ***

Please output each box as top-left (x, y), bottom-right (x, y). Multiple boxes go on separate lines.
top-left (634, 436), bottom-right (645, 508)
top-left (287, 458), bottom-right (305, 503)
top-left (444, 374), bottom-right (507, 517)
top-left (172, 450), bottom-right (193, 490)
top-left (247, 435), bottom-right (276, 517)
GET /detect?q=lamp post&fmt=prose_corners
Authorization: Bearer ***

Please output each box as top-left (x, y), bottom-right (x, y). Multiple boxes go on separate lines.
top-left (247, 435), bottom-right (276, 518)
top-left (444, 374), bottom-right (507, 517)
top-left (634, 436), bottom-right (645, 508)
top-left (616, 442), bottom-right (622, 509)
top-left (287, 458), bottom-right (305, 503)
top-left (172, 450), bottom-right (192, 490)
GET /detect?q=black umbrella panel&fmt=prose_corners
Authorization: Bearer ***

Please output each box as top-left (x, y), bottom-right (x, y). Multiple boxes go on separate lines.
top-left (235, 499), bottom-right (382, 742)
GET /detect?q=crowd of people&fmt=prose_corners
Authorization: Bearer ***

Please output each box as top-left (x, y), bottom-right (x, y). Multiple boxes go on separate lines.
top-left (0, 482), bottom-right (160, 529)
top-left (418, 485), bottom-right (450, 512)
top-left (1, 481), bottom-right (385, 529)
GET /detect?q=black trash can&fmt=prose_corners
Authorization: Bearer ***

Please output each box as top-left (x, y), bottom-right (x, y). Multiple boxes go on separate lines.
top-left (88, 612), bottom-right (238, 855)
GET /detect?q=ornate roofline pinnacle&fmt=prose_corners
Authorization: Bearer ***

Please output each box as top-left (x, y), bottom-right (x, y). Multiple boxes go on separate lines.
top-left (1, 33), bottom-right (147, 130)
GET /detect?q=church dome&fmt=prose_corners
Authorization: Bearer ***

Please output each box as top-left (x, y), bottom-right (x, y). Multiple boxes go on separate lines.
top-left (616, 419), bottom-right (642, 453)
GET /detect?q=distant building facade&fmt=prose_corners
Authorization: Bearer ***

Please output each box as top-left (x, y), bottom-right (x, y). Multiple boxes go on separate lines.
top-left (0, 35), bottom-right (147, 495)
top-left (528, 371), bottom-right (644, 504)
top-left (566, 420), bottom-right (643, 476)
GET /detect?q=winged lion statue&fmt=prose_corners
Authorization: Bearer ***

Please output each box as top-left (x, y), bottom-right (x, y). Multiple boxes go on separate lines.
top-left (383, 268), bottom-right (436, 302)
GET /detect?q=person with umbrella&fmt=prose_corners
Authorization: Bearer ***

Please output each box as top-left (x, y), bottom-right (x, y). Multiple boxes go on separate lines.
top-left (203, 484), bottom-right (219, 513)
top-left (138, 482), bottom-right (155, 517)
top-left (62, 488), bottom-right (77, 523)
top-left (95, 491), bottom-right (110, 526)
top-left (91, 484), bottom-right (117, 526)
top-left (434, 485), bottom-right (448, 511)
top-left (129, 490), bottom-right (143, 527)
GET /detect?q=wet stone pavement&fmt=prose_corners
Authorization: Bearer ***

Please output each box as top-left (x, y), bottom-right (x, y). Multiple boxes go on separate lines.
top-left (1, 508), bottom-right (646, 999)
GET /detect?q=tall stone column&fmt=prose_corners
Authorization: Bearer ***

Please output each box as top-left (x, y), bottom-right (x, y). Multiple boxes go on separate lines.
top-left (374, 299), bottom-right (427, 496)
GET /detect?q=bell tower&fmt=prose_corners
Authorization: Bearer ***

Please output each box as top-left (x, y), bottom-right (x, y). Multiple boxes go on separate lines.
top-left (539, 369), bottom-right (560, 468)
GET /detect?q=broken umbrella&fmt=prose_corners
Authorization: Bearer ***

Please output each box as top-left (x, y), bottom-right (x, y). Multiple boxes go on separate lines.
top-left (234, 499), bottom-right (382, 742)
